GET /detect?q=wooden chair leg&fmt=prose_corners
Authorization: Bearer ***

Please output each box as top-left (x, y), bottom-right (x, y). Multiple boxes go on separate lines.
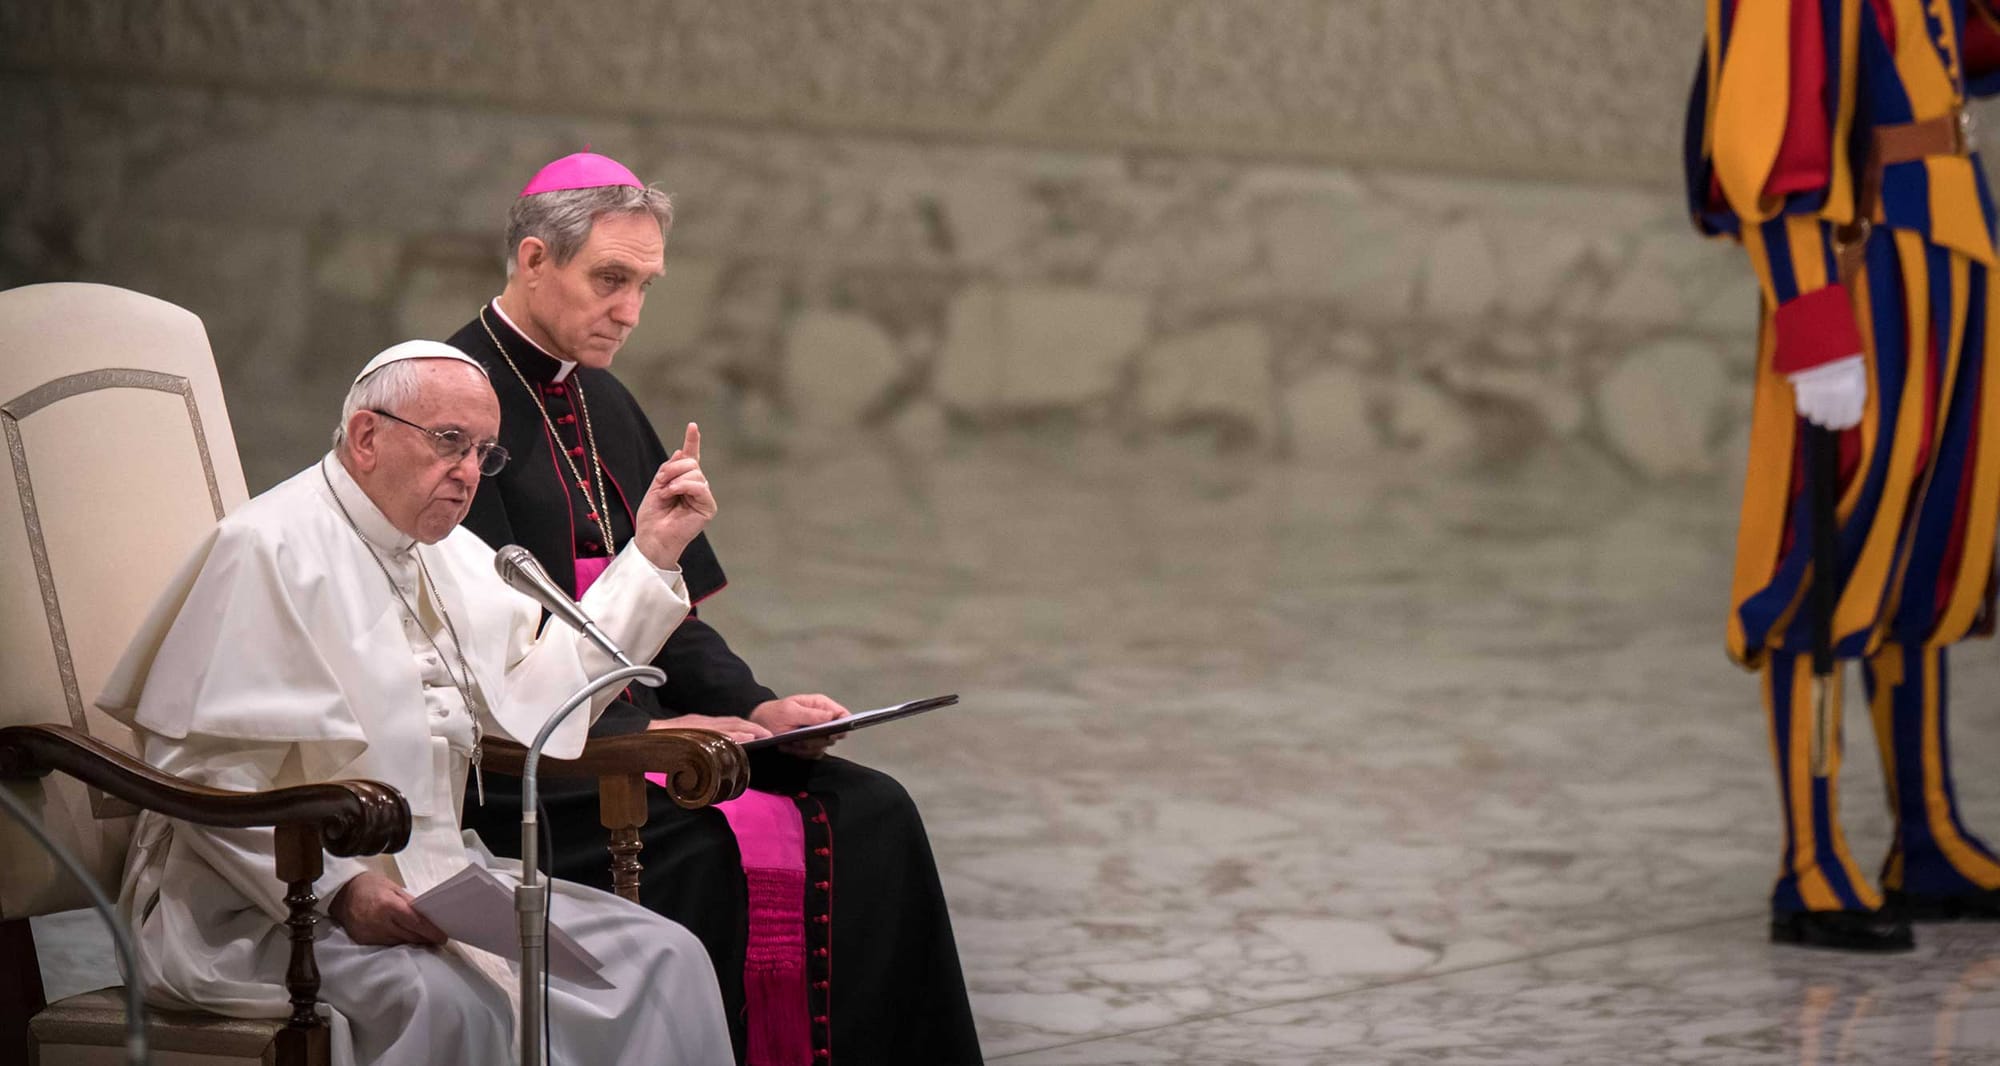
top-left (0, 917), bottom-right (46, 1063)
top-left (599, 773), bottom-right (650, 905)
top-left (273, 824), bottom-right (330, 1066)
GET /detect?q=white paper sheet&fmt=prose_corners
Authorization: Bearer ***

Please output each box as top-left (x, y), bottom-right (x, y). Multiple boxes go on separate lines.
top-left (412, 863), bottom-right (611, 989)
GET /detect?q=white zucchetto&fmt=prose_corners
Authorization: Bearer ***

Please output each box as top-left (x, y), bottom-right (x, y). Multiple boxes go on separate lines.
top-left (352, 339), bottom-right (488, 384)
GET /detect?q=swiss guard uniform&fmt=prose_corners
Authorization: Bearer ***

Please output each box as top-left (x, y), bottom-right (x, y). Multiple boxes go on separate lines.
top-left (1688, 0), bottom-right (2000, 950)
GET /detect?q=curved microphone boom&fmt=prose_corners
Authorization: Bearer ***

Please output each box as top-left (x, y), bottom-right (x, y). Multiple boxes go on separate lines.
top-left (494, 543), bottom-right (675, 1066)
top-left (494, 544), bottom-right (638, 668)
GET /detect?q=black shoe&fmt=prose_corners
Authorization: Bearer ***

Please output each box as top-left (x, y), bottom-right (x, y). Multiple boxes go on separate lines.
top-left (1769, 909), bottom-right (1915, 952)
top-left (1886, 888), bottom-right (2000, 922)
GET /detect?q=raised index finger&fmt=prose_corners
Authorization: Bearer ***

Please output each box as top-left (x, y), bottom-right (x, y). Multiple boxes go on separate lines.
top-left (681, 422), bottom-right (701, 463)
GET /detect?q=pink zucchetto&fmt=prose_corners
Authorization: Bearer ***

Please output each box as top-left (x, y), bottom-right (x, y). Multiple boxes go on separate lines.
top-left (518, 151), bottom-right (644, 198)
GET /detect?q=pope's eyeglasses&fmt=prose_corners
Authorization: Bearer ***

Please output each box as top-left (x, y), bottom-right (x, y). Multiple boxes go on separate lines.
top-left (370, 408), bottom-right (510, 475)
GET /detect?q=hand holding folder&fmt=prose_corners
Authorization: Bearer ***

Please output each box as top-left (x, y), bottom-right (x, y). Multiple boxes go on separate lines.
top-left (742, 694), bottom-right (960, 751)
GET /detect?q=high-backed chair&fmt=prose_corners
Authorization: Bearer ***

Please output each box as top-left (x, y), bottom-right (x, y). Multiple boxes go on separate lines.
top-left (0, 282), bottom-right (411, 1065)
top-left (0, 282), bottom-right (749, 1063)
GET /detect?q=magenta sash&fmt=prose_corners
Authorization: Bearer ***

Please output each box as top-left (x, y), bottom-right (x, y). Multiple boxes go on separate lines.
top-left (573, 556), bottom-right (612, 597)
top-left (639, 775), bottom-right (811, 1065)
top-left (717, 791), bottom-right (810, 1066)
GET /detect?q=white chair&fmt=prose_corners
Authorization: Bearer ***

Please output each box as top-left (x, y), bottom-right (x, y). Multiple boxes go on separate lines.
top-left (0, 282), bottom-right (409, 1065)
top-left (0, 281), bottom-right (748, 1063)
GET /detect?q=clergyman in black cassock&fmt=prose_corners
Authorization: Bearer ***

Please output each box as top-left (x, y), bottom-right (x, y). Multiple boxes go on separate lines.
top-left (451, 302), bottom-right (982, 1065)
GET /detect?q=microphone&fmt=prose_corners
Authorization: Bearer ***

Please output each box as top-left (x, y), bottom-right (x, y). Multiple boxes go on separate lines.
top-left (493, 544), bottom-right (637, 668)
top-left (497, 543), bottom-right (673, 1066)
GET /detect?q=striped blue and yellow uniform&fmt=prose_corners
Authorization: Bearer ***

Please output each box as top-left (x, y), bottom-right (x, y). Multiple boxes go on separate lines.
top-left (1688, 0), bottom-right (2000, 915)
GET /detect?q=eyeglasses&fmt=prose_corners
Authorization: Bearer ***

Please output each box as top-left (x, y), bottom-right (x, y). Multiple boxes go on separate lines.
top-left (369, 409), bottom-right (510, 475)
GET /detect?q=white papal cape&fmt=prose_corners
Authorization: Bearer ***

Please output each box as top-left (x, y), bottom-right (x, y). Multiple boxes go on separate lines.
top-left (97, 456), bottom-right (732, 1066)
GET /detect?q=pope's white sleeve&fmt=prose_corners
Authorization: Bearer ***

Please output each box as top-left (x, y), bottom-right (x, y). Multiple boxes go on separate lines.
top-left (495, 544), bottom-right (690, 756)
top-left (140, 732), bottom-right (373, 921)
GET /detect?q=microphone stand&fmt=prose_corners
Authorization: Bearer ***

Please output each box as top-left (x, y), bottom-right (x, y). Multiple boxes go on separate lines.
top-left (517, 659), bottom-right (665, 1066)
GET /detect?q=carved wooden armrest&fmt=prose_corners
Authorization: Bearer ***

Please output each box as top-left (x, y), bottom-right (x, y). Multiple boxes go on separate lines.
top-left (478, 730), bottom-right (748, 904)
top-left (0, 724), bottom-right (409, 857)
top-left (0, 723), bottom-right (412, 1058)
top-left (478, 729), bottom-right (748, 811)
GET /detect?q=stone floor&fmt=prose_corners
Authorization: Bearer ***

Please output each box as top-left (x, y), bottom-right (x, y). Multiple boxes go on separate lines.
top-left (33, 434), bottom-right (2000, 1064)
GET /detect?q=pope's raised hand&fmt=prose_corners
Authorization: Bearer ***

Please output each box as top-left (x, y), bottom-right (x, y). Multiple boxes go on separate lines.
top-left (633, 422), bottom-right (716, 569)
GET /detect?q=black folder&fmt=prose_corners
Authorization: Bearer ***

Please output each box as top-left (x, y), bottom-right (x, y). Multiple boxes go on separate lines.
top-left (741, 694), bottom-right (960, 750)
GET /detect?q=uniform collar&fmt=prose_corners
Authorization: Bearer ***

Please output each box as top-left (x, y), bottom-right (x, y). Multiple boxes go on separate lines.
top-left (488, 298), bottom-right (579, 383)
top-left (320, 453), bottom-right (417, 557)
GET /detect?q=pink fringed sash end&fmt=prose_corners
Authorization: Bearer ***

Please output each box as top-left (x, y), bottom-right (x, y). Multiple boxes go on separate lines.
top-left (719, 790), bottom-right (811, 1066)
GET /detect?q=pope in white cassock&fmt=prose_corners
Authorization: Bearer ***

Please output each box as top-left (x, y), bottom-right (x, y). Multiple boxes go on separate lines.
top-left (97, 341), bottom-right (734, 1065)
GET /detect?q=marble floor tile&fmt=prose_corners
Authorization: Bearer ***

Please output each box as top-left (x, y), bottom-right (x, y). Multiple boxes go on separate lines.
top-left (31, 440), bottom-right (2000, 1063)
top-left (997, 918), bottom-right (2000, 1065)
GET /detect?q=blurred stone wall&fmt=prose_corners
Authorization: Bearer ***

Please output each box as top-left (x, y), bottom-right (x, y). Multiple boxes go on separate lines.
top-left (0, 1), bottom-right (1814, 491)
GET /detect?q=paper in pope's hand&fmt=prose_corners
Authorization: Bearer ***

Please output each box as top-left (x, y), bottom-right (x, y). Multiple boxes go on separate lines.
top-left (411, 864), bottom-right (612, 989)
top-left (742, 694), bottom-right (960, 751)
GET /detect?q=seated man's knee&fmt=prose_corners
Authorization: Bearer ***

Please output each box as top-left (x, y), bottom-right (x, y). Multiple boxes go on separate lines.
top-left (815, 757), bottom-right (923, 827)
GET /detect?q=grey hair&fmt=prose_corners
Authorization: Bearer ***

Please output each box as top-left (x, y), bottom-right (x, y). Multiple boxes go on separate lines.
top-left (503, 183), bottom-right (674, 277)
top-left (331, 360), bottom-right (426, 452)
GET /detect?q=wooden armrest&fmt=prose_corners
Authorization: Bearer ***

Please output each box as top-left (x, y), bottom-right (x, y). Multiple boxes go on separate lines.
top-left (2, 721), bottom-right (411, 1049)
top-left (479, 729), bottom-right (749, 810)
top-left (0, 724), bottom-right (409, 858)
